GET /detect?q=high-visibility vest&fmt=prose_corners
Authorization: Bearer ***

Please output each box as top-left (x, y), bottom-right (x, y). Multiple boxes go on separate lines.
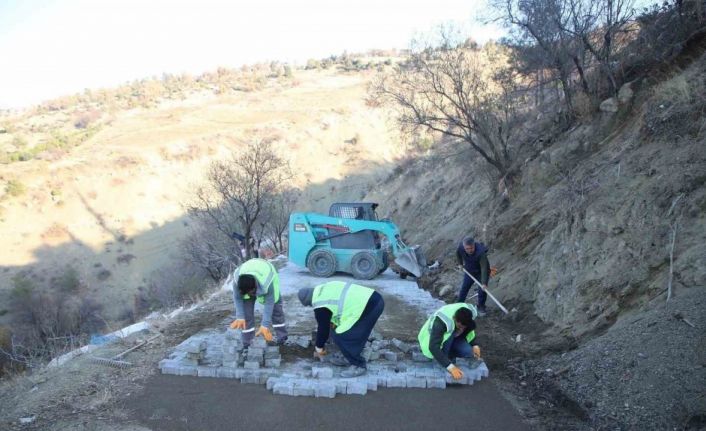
top-left (312, 281), bottom-right (374, 334)
top-left (418, 303), bottom-right (476, 358)
top-left (236, 258), bottom-right (280, 304)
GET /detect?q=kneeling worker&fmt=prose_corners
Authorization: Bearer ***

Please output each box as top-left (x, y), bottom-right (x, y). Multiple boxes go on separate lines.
top-left (298, 281), bottom-right (384, 378)
top-left (418, 303), bottom-right (481, 381)
top-left (229, 258), bottom-right (288, 346)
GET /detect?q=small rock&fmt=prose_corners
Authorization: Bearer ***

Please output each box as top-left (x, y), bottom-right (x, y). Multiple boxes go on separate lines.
top-left (618, 82), bottom-right (634, 104)
top-left (599, 97), bottom-right (618, 113)
top-left (19, 416), bottom-right (36, 425)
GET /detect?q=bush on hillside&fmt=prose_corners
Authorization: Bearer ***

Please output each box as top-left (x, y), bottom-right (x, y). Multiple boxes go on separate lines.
top-left (5, 179), bottom-right (25, 197)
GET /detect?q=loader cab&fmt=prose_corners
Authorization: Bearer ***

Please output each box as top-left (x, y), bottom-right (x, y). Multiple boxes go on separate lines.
top-left (327, 203), bottom-right (381, 250)
top-left (328, 202), bottom-right (379, 221)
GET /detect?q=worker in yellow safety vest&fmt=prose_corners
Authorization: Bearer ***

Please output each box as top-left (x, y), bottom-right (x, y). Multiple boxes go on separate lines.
top-left (418, 303), bottom-right (481, 381)
top-left (229, 258), bottom-right (288, 347)
top-left (298, 281), bottom-right (384, 378)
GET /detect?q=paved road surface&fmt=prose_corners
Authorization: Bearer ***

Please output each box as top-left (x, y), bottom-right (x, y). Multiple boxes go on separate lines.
top-left (124, 373), bottom-right (531, 431)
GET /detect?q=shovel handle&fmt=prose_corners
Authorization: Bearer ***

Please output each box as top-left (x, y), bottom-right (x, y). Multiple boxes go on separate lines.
top-left (459, 267), bottom-right (509, 314)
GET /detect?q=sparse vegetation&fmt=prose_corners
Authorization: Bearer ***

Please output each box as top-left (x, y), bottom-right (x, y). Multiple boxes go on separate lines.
top-left (2, 269), bottom-right (104, 370)
top-left (5, 179), bottom-right (26, 197)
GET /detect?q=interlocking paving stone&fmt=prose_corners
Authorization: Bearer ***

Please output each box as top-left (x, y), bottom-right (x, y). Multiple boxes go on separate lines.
top-left (160, 329), bottom-right (490, 398)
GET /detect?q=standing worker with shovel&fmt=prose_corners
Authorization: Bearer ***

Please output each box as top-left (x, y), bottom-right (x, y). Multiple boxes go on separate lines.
top-left (456, 236), bottom-right (492, 315)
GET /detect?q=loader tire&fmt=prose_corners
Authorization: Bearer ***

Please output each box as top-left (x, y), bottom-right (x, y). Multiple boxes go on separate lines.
top-left (351, 251), bottom-right (378, 280)
top-left (378, 252), bottom-right (389, 274)
top-left (307, 249), bottom-right (336, 277)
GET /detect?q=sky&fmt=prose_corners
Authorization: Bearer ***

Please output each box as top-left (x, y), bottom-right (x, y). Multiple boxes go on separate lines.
top-left (0, 0), bottom-right (503, 109)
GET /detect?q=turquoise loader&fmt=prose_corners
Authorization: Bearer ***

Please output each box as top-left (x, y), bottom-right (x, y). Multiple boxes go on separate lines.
top-left (288, 203), bottom-right (426, 280)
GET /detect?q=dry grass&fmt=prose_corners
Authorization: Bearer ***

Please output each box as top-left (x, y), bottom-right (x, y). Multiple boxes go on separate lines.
top-left (644, 56), bottom-right (706, 138)
top-left (41, 223), bottom-right (70, 240)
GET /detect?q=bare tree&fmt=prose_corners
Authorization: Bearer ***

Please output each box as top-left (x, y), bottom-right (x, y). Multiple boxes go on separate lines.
top-left (187, 138), bottom-right (291, 264)
top-left (181, 219), bottom-right (241, 280)
top-left (262, 188), bottom-right (300, 253)
top-left (493, 0), bottom-right (584, 112)
top-left (372, 36), bottom-right (528, 183)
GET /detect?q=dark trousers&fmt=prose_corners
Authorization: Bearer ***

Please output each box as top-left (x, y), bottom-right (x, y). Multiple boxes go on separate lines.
top-left (331, 291), bottom-right (384, 368)
top-left (442, 334), bottom-right (472, 360)
top-left (457, 274), bottom-right (487, 308)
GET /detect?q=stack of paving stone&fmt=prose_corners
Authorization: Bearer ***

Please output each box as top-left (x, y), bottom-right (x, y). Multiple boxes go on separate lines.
top-left (184, 340), bottom-right (207, 366)
top-left (159, 328), bottom-right (284, 382)
top-left (221, 329), bottom-right (244, 368)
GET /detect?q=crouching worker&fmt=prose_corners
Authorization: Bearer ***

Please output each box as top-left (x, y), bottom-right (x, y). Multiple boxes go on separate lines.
top-left (298, 281), bottom-right (384, 378)
top-left (418, 303), bottom-right (481, 381)
top-left (229, 258), bottom-right (288, 347)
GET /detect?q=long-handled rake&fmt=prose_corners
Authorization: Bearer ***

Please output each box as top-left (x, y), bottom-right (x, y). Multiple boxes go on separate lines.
top-left (90, 333), bottom-right (161, 368)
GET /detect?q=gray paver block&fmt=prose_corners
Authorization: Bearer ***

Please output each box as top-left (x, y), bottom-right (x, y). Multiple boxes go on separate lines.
top-left (222, 360), bottom-right (238, 368)
top-left (384, 351), bottom-right (398, 362)
top-left (412, 352), bottom-right (432, 362)
top-left (244, 361), bottom-right (260, 370)
top-left (273, 382), bottom-right (294, 396)
top-left (426, 377), bottom-right (446, 389)
top-left (392, 339), bottom-right (411, 353)
top-left (266, 377), bottom-right (280, 390)
top-left (369, 351), bottom-right (381, 360)
top-left (295, 336), bottom-right (310, 348)
top-left (265, 358), bottom-right (281, 368)
top-left (365, 375), bottom-right (378, 391)
top-left (241, 372), bottom-right (267, 384)
top-left (185, 340), bottom-right (206, 353)
top-left (179, 358), bottom-right (199, 367)
top-left (264, 351), bottom-right (281, 360)
top-left (406, 375), bottom-right (427, 388)
top-left (334, 379), bottom-right (348, 394)
top-left (314, 382), bottom-right (337, 398)
top-left (312, 366), bottom-right (334, 379)
top-left (216, 367), bottom-right (238, 378)
top-left (345, 379), bottom-right (368, 395)
top-left (197, 366), bottom-right (218, 378)
top-left (293, 382), bottom-right (315, 396)
top-left (445, 373), bottom-right (469, 385)
top-left (386, 374), bottom-right (407, 388)
top-left (362, 348), bottom-right (372, 361)
top-left (246, 347), bottom-right (264, 357)
top-left (223, 345), bottom-right (241, 354)
top-left (250, 338), bottom-right (267, 348)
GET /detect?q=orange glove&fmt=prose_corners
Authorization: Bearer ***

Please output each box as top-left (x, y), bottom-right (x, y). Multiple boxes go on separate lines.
top-left (447, 364), bottom-right (464, 380)
top-left (255, 326), bottom-right (273, 342)
top-left (473, 345), bottom-right (481, 359)
top-left (313, 346), bottom-right (327, 360)
top-left (490, 266), bottom-right (498, 277)
top-left (230, 319), bottom-right (246, 330)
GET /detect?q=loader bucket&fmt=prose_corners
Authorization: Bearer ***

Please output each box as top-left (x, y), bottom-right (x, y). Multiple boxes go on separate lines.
top-left (395, 245), bottom-right (427, 277)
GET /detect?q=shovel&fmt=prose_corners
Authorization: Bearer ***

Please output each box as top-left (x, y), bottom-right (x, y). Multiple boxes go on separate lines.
top-left (458, 267), bottom-right (509, 314)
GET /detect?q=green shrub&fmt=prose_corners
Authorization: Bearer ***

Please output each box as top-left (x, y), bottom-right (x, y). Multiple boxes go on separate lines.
top-left (5, 180), bottom-right (26, 197)
top-left (56, 267), bottom-right (81, 293)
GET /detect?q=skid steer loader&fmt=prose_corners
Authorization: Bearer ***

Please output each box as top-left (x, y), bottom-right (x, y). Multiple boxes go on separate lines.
top-left (288, 202), bottom-right (426, 280)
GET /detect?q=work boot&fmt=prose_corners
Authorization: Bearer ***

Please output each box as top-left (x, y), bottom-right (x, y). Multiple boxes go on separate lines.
top-left (340, 365), bottom-right (366, 378)
top-left (326, 354), bottom-right (350, 367)
top-left (476, 306), bottom-right (487, 317)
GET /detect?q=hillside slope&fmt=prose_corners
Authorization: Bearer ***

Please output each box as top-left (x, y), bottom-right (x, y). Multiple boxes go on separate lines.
top-left (0, 69), bottom-right (404, 322)
top-left (364, 48), bottom-right (706, 428)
